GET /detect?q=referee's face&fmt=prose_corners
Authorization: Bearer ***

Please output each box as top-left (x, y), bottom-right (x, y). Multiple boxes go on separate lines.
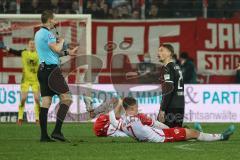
top-left (158, 46), bottom-right (171, 62)
top-left (48, 15), bottom-right (57, 29)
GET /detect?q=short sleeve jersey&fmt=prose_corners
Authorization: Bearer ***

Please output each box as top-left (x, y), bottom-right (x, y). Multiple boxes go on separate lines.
top-left (34, 27), bottom-right (59, 65)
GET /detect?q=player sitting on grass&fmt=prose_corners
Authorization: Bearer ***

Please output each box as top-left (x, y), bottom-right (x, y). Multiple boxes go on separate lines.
top-left (83, 96), bottom-right (169, 137)
top-left (108, 97), bottom-right (235, 143)
top-left (87, 97), bottom-right (128, 137)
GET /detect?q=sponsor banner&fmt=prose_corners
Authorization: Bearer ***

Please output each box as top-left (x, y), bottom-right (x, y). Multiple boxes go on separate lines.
top-left (184, 84), bottom-right (240, 122)
top-left (196, 18), bottom-right (240, 77)
top-left (0, 84), bottom-right (88, 122)
top-left (197, 51), bottom-right (240, 75)
top-left (1, 84), bottom-right (240, 122)
top-left (196, 18), bottom-right (240, 51)
top-left (0, 112), bottom-right (18, 123)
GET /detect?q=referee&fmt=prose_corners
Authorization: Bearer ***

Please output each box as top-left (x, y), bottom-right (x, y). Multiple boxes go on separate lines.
top-left (35, 10), bottom-right (78, 142)
top-left (157, 44), bottom-right (185, 128)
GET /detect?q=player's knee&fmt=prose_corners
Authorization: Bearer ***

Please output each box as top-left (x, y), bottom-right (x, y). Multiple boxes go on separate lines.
top-left (34, 96), bottom-right (40, 103)
top-left (21, 97), bottom-right (27, 104)
top-left (185, 129), bottom-right (199, 139)
top-left (192, 129), bottom-right (200, 137)
top-left (61, 98), bottom-right (73, 106)
top-left (42, 101), bottom-right (51, 108)
top-left (60, 93), bottom-right (72, 106)
top-left (42, 97), bottom-right (52, 108)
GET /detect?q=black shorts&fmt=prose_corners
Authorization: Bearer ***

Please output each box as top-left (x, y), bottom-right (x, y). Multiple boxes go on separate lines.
top-left (164, 108), bottom-right (184, 128)
top-left (37, 63), bottom-right (69, 97)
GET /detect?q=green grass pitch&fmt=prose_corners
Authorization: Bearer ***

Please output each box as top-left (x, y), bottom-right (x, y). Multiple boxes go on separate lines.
top-left (0, 123), bottom-right (239, 160)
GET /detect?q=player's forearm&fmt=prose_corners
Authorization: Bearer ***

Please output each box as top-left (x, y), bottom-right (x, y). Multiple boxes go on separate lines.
top-left (147, 70), bottom-right (161, 77)
top-left (49, 41), bottom-right (64, 54)
top-left (56, 42), bottom-right (64, 53)
top-left (8, 48), bottom-right (23, 56)
top-left (109, 110), bottom-right (120, 129)
top-left (153, 120), bottom-right (169, 129)
top-left (114, 99), bottom-right (123, 117)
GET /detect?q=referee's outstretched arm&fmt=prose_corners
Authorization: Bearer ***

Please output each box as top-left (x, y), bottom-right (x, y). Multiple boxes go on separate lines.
top-left (5, 48), bottom-right (23, 56)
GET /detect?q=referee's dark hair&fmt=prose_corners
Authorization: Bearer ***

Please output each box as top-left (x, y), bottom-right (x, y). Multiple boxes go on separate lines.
top-left (122, 97), bottom-right (137, 110)
top-left (160, 43), bottom-right (174, 57)
top-left (41, 10), bottom-right (54, 24)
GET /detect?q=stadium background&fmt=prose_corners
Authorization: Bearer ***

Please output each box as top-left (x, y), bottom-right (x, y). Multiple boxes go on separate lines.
top-left (0, 0), bottom-right (240, 123)
top-left (0, 1), bottom-right (240, 160)
top-left (1, 0), bottom-right (240, 84)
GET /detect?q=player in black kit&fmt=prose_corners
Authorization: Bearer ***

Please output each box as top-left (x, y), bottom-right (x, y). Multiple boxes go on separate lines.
top-left (157, 44), bottom-right (185, 128)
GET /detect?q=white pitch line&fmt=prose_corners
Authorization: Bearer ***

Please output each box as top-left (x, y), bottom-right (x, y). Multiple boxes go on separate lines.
top-left (174, 143), bottom-right (201, 151)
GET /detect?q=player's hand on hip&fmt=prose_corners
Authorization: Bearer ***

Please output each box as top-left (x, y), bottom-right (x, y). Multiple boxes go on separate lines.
top-left (158, 111), bottom-right (165, 123)
top-left (68, 46), bottom-right (79, 56)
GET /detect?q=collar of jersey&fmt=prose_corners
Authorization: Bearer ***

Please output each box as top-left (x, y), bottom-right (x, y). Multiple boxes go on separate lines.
top-left (41, 26), bottom-right (49, 31)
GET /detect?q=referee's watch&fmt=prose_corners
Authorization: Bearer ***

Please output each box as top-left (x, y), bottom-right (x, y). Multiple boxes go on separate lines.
top-left (64, 50), bottom-right (69, 56)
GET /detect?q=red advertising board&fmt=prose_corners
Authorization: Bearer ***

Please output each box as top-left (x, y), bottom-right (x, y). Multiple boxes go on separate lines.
top-left (0, 18), bottom-right (239, 83)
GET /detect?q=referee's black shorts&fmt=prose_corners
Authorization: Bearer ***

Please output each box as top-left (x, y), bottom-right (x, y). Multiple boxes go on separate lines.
top-left (37, 63), bottom-right (69, 97)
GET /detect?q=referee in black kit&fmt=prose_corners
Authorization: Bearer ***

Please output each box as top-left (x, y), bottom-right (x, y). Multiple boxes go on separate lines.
top-left (157, 44), bottom-right (185, 128)
top-left (35, 10), bottom-right (78, 142)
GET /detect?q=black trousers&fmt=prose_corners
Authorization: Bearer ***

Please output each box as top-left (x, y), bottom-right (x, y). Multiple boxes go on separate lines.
top-left (164, 108), bottom-right (185, 128)
top-left (37, 63), bottom-right (69, 97)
